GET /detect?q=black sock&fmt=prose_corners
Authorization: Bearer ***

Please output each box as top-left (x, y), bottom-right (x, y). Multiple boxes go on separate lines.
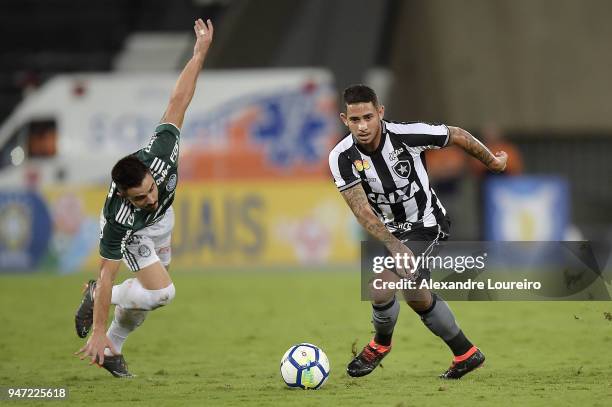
top-left (374, 333), bottom-right (393, 346)
top-left (417, 293), bottom-right (474, 356)
top-left (444, 330), bottom-right (474, 357)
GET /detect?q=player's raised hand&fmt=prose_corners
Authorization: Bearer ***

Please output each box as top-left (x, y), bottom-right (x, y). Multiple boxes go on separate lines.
top-left (193, 18), bottom-right (213, 58)
top-left (74, 331), bottom-right (117, 366)
top-left (489, 150), bottom-right (508, 173)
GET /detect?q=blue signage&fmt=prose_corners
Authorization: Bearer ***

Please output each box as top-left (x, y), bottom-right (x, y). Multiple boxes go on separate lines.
top-left (0, 191), bottom-right (52, 271)
top-left (484, 176), bottom-right (569, 241)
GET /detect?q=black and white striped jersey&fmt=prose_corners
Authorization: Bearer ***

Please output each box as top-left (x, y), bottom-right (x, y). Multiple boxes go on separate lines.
top-left (328, 120), bottom-right (449, 234)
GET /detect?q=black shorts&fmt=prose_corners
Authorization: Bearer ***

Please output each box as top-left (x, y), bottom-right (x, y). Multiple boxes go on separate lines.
top-left (394, 216), bottom-right (451, 280)
top-left (395, 216), bottom-right (450, 250)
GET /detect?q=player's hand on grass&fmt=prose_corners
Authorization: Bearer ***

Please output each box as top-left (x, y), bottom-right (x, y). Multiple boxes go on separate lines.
top-left (193, 18), bottom-right (213, 59)
top-left (489, 151), bottom-right (508, 172)
top-left (74, 331), bottom-right (117, 366)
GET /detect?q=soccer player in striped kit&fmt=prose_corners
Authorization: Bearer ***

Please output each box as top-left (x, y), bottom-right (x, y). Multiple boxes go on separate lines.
top-left (329, 84), bottom-right (507, 379)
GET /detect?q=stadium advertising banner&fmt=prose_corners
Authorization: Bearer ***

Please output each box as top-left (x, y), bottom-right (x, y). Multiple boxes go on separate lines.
top-left (0, 191), bottom-right (52, 271)
top-left (37, 187), bottom-right (102, 274)
top-left (483, 176), bottom-right (570, 241)
top-left (41, 182), bottom-right (359, 273)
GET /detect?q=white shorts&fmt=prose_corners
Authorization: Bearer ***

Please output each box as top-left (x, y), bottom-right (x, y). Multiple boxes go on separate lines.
top-left (123, 206), bottom-right (175, 272)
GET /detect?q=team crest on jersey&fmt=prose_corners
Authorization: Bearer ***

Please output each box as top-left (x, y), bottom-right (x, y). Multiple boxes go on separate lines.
top-left (392, 160), bottom-right (412, 179)
top-left (354, 159), bottom-right (371, 172)
top-left (166, 173), bottom-right (177, 192)
top-left (138, 245), bottom-right (151, 257)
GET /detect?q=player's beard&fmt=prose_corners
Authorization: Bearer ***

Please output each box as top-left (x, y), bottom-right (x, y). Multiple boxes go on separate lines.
top-left (144, 202), bottom-right (158, 212)
top-left (355, 132), bottom-right (372, 144)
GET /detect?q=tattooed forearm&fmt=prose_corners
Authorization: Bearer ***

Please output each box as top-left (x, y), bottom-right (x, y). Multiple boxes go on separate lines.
top-left (340, 184), bottom-right (404, 251)
top-left (448, 126), bottom-right (495, 167)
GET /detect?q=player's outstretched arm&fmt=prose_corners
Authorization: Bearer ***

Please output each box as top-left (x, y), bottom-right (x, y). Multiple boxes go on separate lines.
top-left (341, 183), bottom-right (414, 276)
top-left (447, 126), bottom-right (507, 172)
top-left (74, 258), bottom-right (121, 366)
top-left (161, 18), bottom-right (214, 129)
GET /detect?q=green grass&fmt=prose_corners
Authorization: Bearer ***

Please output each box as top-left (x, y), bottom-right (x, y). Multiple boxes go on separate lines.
top-left (0, 271), bottom-right (611, 406)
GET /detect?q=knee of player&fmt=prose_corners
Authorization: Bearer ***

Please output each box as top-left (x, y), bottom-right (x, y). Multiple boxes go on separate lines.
top-left (406, 299), bottom-right (430, 312)
top-left (148, 283), bottom-right (176, 309)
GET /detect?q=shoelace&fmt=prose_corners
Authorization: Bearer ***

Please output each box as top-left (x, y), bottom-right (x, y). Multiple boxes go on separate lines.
top-left (360, 346), bottom-right (382, 363)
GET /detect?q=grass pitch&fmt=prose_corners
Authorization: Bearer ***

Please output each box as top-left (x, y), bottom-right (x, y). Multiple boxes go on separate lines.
top-left (0, 270), bottom-right (611, 406)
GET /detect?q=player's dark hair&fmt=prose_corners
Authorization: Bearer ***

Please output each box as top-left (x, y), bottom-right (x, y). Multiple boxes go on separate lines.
top-left (111, 155), bottom-right (149, 192)
top-left (343, 84), bottom-right (379, 109)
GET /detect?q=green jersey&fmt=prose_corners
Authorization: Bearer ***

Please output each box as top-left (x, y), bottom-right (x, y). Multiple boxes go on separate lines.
top-left (99, 123), bottom-right (180, 261)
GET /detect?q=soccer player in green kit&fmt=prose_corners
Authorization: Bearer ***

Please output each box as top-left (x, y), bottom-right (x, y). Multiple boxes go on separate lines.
top-left (74, 18), bottom-right (213, 377)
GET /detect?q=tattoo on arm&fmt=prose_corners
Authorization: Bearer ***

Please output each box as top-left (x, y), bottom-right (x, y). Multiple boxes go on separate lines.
top-left (341, 184), bottom-right (403, 250)
top-left (449, 126), bottom-right (495, 167)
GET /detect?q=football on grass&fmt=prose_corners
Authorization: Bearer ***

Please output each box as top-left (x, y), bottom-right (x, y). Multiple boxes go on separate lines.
top-left (280, 343), bottom-right (330, 389)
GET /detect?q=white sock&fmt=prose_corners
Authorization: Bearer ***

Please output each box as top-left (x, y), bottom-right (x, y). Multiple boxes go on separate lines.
top-left (103, 278), bottom-right (175, 356)
top-left (111, 278), bottom-right (175, 310)
top-left (104, 306), bottom-right (147, 356)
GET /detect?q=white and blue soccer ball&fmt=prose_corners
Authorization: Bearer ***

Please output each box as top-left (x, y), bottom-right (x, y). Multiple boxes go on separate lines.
top-left (280, 343), bottom-right (330, 390)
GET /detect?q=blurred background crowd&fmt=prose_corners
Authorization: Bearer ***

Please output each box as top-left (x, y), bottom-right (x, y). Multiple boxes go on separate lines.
top-left (0, 0), bottom-right (611, 274)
